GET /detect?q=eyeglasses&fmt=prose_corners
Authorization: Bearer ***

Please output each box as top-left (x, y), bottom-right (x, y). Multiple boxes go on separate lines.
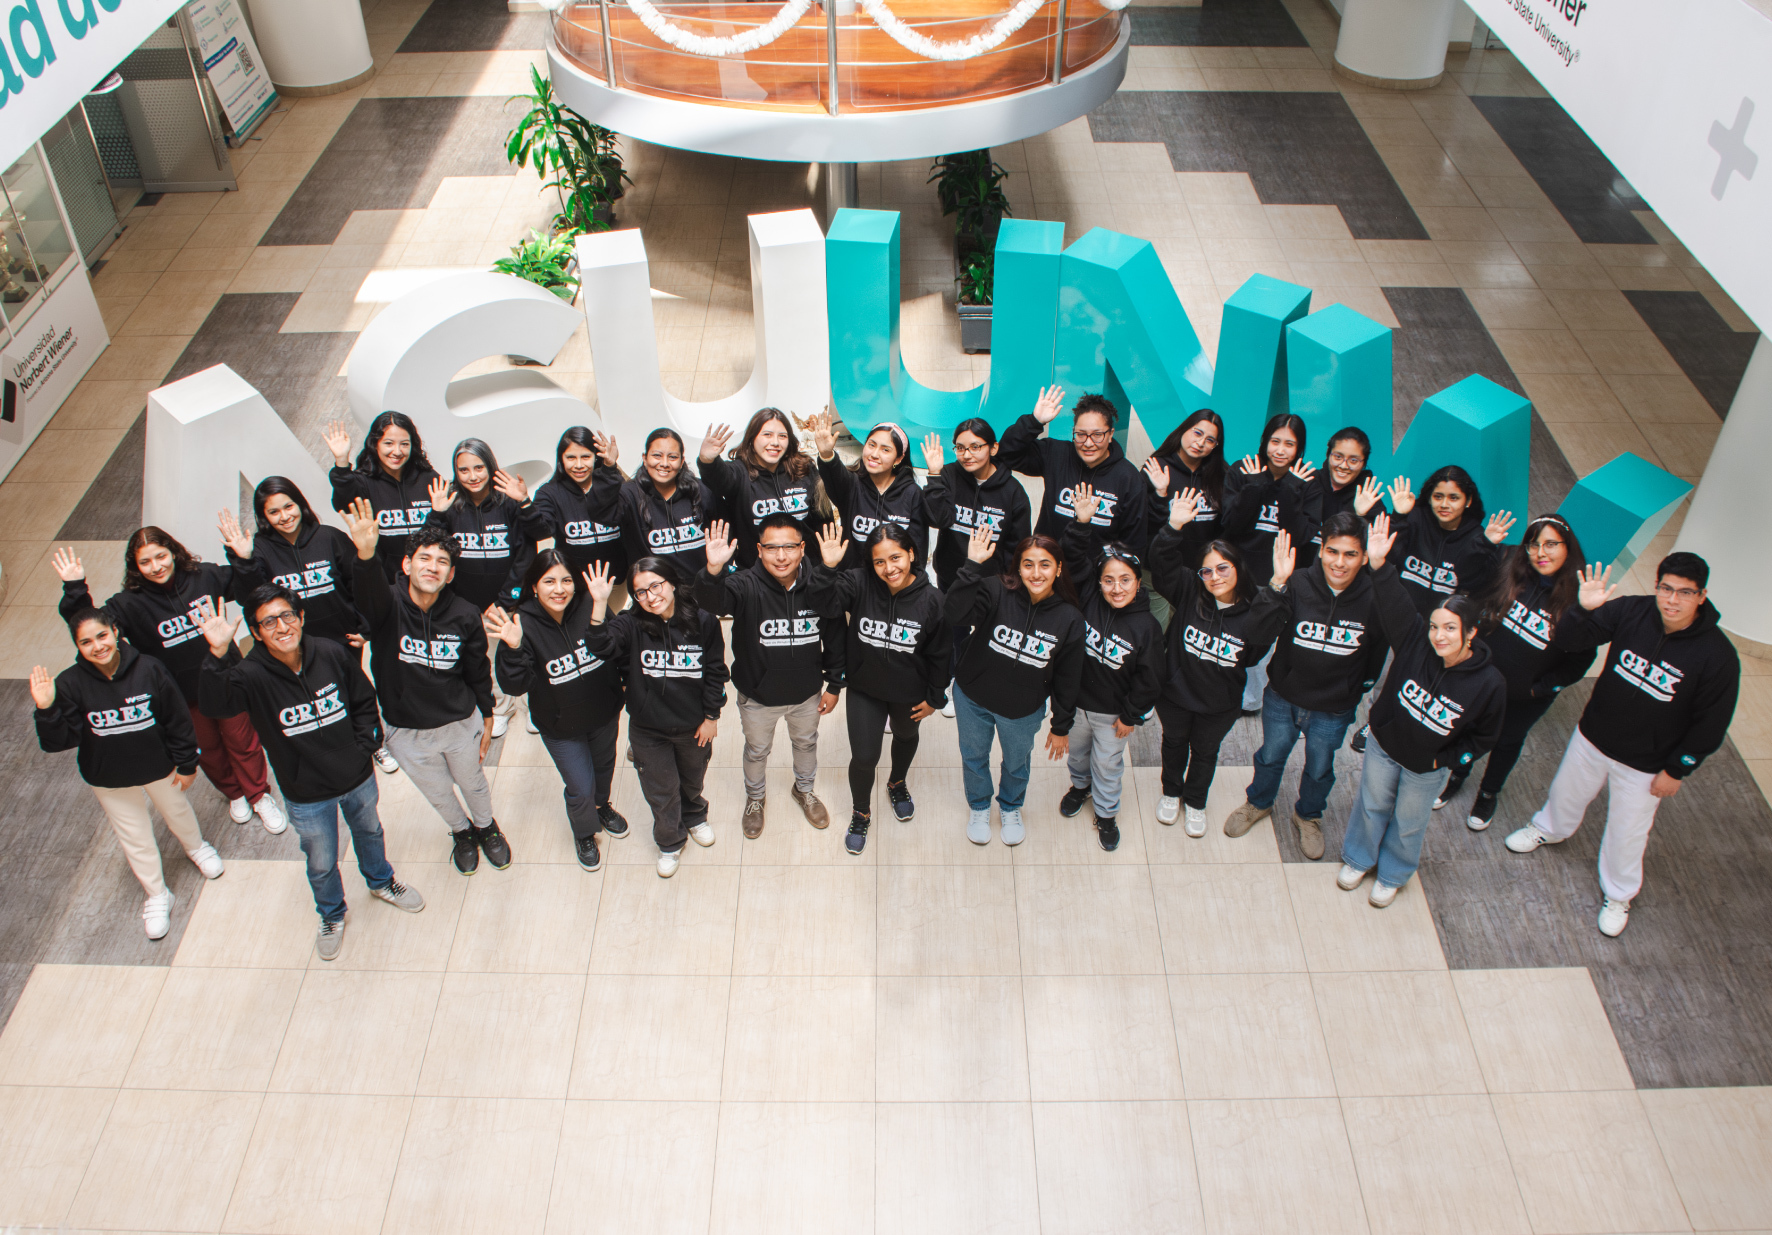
top-left (1198, 563), bottom-right (1235, 580)
top-left (758, 542), bottom-right (802, 556)
top-left (1328, 451), bottom-right (1366, 468)
top-left (257, 610), bottom-right (301, 630)
top-left (632, 580), bottom-right (671, 600)
top-left (1656, 582), bottom-right (1702, 600)
top-left (1074, 430), bottom-right (1113, 444)
top-left (954, 441), bottom-right (991, 454)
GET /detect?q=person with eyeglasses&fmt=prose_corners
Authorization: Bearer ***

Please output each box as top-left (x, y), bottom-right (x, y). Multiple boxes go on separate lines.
top-left (807, 411), bottom-right (931, 573)
top-left (198, 583), bottom-right (425, 962)
top-left (696, 514), bottom-right (843, 839)
top-left (1505, 551), bottom-right (1739, 937)
top-left (998, 386), bottom-right (1150, 557)
top-left (1141, 409), bottom-right (1230, 630)
top-left (1057, 484), bottom-right (1165, 851)
top-left (586, 428), bottom-right (719, 582)
top-left (1223, 413), bottom-right (1316, 713)
top-left (1300, 427), bottom-right (1387, 569)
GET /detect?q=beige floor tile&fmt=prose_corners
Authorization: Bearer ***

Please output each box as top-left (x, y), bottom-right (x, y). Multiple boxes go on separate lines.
top-left (1641, 1086), bottom-right (1772, 1232)
top-left (734, 768), bottom-right (867, 866)
top-left (1575, 328), bottom-right (1683, 375)
top-left (1492, 1090), bottom-right (1691, 1234)
top-left (1342, 1094), bottom-right (1532, 1235)
top-left (4, 427), bottom-right (130, 488)
top-left (1283, 865), bottom-right (1448, 971)
top-left (731, 864), bottom-right (875, 976)
top-left (1008, 767), bottom-right (1150, 865)
top-left (1134, 766), bottom-right (1283, 864)
top-left (1543, 418), bottom-right (1664, 477)
top-left (1546, 287), bottom-right (1648, 332)
top-left (312, 859), bottom-right (468, 971)
top-left (0, 964), bottom-right (168, 1087)
top-left (45, 378), bottom-right (154, 432)
top-left (66, 1088), bottom-right (263, 1231)
top-left (1467, 287), bottom-right (1566, 330)
top-left (601, 766), bottom-right (742, 866)
top-left (876, 1102), bottom-right (1040, 1234)
top-left (1732, 677), bottom-right (1772, 761)
top-left (418, 972), bottom-right (584, 1099)
top-left (1311, 970), bottom-right (1486, 1096)
top-left (1488, 327), bottom-right (1598, 375)
top-left (1152, 864), bottom-right (1308, 974)
top-left (1452, 968), bottom-right (1633, 1093)
top-left (0, 1084), bottom-right (118, 1226)
top-left (1176, 172), bottom-right (1262, 205)
top-left (1014, 865), bottom-right (1164, 975)
top-left (488, 762), bottom-right (588, 864)
top-left (550, 1099), bottom-right (720, 1235)
top-left (709, 1101), bottom-right (873, 1235)
top-left (1416, 207), bottom-right (1507, 243)
top-left (570, 975), bottom-right (729, 1102)
top-left (270, 969), bottom-right (444, 1095)
top-left (448, 862), bottom-right (602, 974)
top-left (1527, 260), bottom-right (1619, 291)
top-left (1189, 1097), bottom-right (1370, 1235)
top-left (722, 976), bottom-right (873, 1102)
top-left (83, 332), bottom-right (192, 383)
top-left (384, 1096), bottom-right (564, 1235)
top-left (1032, 1100), bottom-right (1203, 1235)
top-left (874, 768), bottom-right (1013, 866)
top-left (1638, 419), bottom-right (1720, 481)
top-left (1170, 973), bottom-right (1337, 1100)
top-left (1518, 371), bottom-right (1633, 424)
top-left (588, 864), bottom-right (740, 975)
top-left (876, 864), bottom-right (1021, 976)
top-left (124, 966), bottom-right (304, 1091)
top-left (1024, 975), bottom-right (1183, 1101)
top-left (876, 976), bottom-right (1029, 1101)
top-left (224, 1092), bottom-right (412, 1235)
top-left (0, 603), bottom-right (92, 676)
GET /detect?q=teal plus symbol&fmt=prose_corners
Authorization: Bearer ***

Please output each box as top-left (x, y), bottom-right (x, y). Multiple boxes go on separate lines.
top-left (1708, 98), bottom-right (1758, 200)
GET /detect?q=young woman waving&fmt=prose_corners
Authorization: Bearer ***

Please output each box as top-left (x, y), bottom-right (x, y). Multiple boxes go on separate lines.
top-left (1386, 465), bottom-right (1513, 617)
top-left (921, 420), bottom-right (1031, 590)
top-left (592, 428), bottom-right (718, 578)
top-left (220, 477), bottom-right (363, 648)
top-left (811, 412), bottom-right (930, 572)
top-left (325, 412), bottom-right (440, 583)
top-left (698, 410), bottom-right (827, 567)
top-left (532, 427), bottom-right (627, 588)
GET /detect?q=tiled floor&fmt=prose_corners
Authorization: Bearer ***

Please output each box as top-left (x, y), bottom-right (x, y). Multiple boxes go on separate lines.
top-left (2, 0), bottom-right (1771, 1227)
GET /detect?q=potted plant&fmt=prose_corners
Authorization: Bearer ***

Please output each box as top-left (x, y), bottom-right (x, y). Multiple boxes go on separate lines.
top-left (507, 65), bottom-right (632, 234)
top-left (957, 251), bottom-right (992, 354)
top-left (930, 149), bottom-right (1010, 354)
top-left (494, 228), bottom-right (581, 302)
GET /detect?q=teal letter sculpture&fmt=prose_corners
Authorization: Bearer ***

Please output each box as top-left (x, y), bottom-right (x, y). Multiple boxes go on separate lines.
top-left (1285, 304), bottom-right (1393, 477)
top-left (1212, 274), bottom-right (1312, 461)
top-left (981, 218), bottom-right (1065, 432)
top-left (1557, 452), bottom-right (1694, 574)
top-left (1393, 374), bottom-right (1533, 544)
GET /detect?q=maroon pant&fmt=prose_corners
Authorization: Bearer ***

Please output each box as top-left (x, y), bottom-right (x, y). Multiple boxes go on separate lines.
top-left (188, 702), bottom-right (271, 803)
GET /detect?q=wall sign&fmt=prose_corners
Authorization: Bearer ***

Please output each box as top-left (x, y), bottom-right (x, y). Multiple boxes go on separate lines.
top-left (185, 0), bottom-right (275, 139)
top-left (1, 267), bottom-right (110, 477)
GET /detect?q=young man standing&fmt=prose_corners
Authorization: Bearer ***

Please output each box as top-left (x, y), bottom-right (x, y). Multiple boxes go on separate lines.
top-left (1505, 552), bottom-right (1739, 937)
top-left (346, 497), bottom-right (509, 876)
top-left (199, 584), bottom-right (423, 961)
top-left (999, 385), bottom-right (1150, 557)
top-left (696, 514), bottom-right (842, 838)
top-left (1221, 512), bottom-right (1390, 857)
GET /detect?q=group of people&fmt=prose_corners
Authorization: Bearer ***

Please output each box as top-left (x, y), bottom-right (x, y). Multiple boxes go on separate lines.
top-left (30, 391), bottom-right (1740, 958)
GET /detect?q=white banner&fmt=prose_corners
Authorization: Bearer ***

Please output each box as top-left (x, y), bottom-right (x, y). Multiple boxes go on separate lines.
top-left (1465, 0), bottom-right (1770, 331)
top-left (1, 268), bottom-right (111, 480)
top-left (185, 0), bottom-right (275, 138)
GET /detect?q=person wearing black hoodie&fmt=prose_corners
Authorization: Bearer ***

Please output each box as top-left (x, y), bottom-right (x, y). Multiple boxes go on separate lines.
top-left (1299, 427), bottom-right (1387, 568)
top-left (810, 522), bottom-right (952, 856)
top-left (32, 607), bottom-right (219, 941)
top-left (346, 499), bottom-right (507, 877)
top-left (485, 549), bottom-right (629, 872)
top-left (325, 412), bottom-right (442, 583)
top-left (1140, 409), bottom-right (1230, 630)
top-left (1057, 487), bottom-right (1164, 852)
top-left (221, 478), bottom-right (364, 648)
top-left (810, 413), bottom-right (930, 572)
top-left (1505, 551), bottom-right (1739, 938)
top-left (998, 386), bottom-right (1150, 557)
top-left (1385, 465), bottom-right (1512, 617)
top-left (583, 556), bottom-right (730, 878)
top-left (696, 514), bottom-right (842, 839)
top-left (1223, 413), bottom-right (1318, 712)
top-left (697, 409), bottom-right (828, 568)
top-left (589, 428), bottom-right (717, 579)
top-left (533, 426), bottom-right (628, 593)
top-left (1338, 514), bottom-right (1506, 908)
top-left (921, 420), bottom-right (1032, 589)
top-left (199, 583), bottom-right (425, 961)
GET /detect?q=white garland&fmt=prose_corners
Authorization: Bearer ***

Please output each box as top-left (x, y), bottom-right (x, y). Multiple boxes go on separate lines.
top-left (618, 0), bottom-right (816, 57)
top-left (855, 0), bottom-right (1047, 61)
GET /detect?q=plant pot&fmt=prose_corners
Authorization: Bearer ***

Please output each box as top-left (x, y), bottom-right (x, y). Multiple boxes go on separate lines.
top-left (959, 302), bottom-right (992, 354)
top-left (593, 203), bottom-right (616, 229)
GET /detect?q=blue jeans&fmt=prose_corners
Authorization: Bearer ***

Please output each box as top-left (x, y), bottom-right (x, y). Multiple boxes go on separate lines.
top-left (1247, 686), bottom-right (1357, 820)
top-left (953, 683), bottom-right (1046, 811)
top-left (540, 719), bottom-right (618, 842)
top-left (285, 773), bottom-right (395, 923)
top-left (1340, 735), bottom-right (1449, 889)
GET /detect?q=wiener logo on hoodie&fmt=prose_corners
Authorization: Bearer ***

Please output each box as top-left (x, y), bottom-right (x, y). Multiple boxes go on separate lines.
top-left (1614, 648), bottom-right (1683, 702)
top-left (561, 519), bottom-right (620, 547)
top-left (1502, 599), bottom-right (1554, 650)
top-left (156, 596), bottom-right (217, 649)
top-left (1402, 554), bottom-right (1459, 596)
top-left (1292, 618), bottom-right (1368, 657)
top-left (1399, 677), bottom-right (1465, 736)
top-left (1182, 621), bottom-right (1245, 668)
top-left (454, 529), bottom-right (511, 559)
top-left (990, 624), bottom-right (1059, 668)
top-left (399, 633), bottom-right (462, 670)
top-left (277, 683), bottom-right (348, 736)
top-left (750, 491), bottom-right (809, 519)
top-left (640, 646), bottom-right (704, 678)
top-left (859, 615), bottom-right (922, 651)
top-left (378, 503), bottom-right (433, 538)
top-left (647, 521), bottom-right (706, 553)
top-left (1085, 623), bottom-right (1136, 670)
top-left (544, 642), bottom-right (607, 685)
top-left (88, 694), bottom-right (157, 737)
top-left (1055, 486), bottom-right (1118, 527)
top-left (273, 562), bottom-right (337, 600)
top-left (758, 611), bottom-right (821, 649)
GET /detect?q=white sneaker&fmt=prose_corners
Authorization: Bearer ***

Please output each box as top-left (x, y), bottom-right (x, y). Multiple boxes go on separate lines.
top-left (1000, 808), bottom-right (1025, 846)
top-left (1184, 805), bottom-right (1207, 838)
top-left (228, 796), bottom-right (252, 824)
top-left (1156, 795), bottom-right (1180, 825)
top-left (657, 848), bottom-right (682, 878)
top-left (254, 795), bottom-right (288, 835)
top-left (525, 712), bottom-right (540, 734)
top-left (1505, 824), bottom-right (1558, 853)
top-left (1368, 881), bottom-right (1399, 908)
top-left (1597, 897), bottom-right (1630, 937)
top-left (1431, 795), bottom-right (1449, 810)
top-left (188, 842), bottom-right (224, 879)
top-left (491, 712), bottom-right (511, 740)
top-left (688, 821), bottom-right (715, 847)
top-left (373, 747), bottom-right (400, 775)
top-left (942, 699), bottom-right (956, 718)
top-left (966, 809), bottom-right (991, 845)
top-left (143, 891), bottom-right (174, 940)
top-left (1336, 863), bottom-right (1367, 891)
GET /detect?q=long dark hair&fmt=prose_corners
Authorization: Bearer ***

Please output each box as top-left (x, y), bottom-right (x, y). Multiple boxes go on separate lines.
top-left (1481, 514), bottom-right (1586, 626)
top-left (449, 438), bottom-right (499, 508)
top-left (253, 477), bottom-right (319, 536)
top-left (731, 408), bottom-right (813, 480)
top-left (628, 556), bottom-right (702, 634)
top-left (1156, 409), bottom-right (1227, 509)
top-left (1420, 464), bottom-right (1486, 526)
top-left (551, 426), bottom-right (601, 487)
top-left (1437, 592), bottom-right (1484, 645)
top-left (849, 422), bottom-right (913, 481)
top-left (1257, 413), bottom-right (1307, 470)
top-left (1000, 534), bottom-right (1080, 608)
top-left (521, 548), bottom-right (577, 609)
top-left (1195, 538), bottom-right (1252, 613)
top-left (123, 527), bottom-right (199, 591)
top-left (637, 428), bottom-right (705, 532)
top-left (353, 411), bottom-right (432, 479)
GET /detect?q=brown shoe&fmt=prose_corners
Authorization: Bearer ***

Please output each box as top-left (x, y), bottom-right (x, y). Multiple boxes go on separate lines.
top-left (1223, 802), bottom-right (1271, 838)
top-left (1293, 811), bottom-right (1325, 860)
top-left (793, 787), bottom-right (829, 829)
top-left (742, 797), bottom-right (765, 839)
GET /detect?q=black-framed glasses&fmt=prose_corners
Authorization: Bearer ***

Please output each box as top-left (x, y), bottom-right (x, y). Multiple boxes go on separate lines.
top-left (257, 610), bottom-right (302, 630)
top-left (954, 440), bottom-right (992, 454)
top-left (1074, 429), bottom-right (1113, 443)
top-left (758, 542), bottom-right (803, 556)
top-left (633, 580), bottom-right (671, 600)
top-left (1656, 582), bottom-right (1701, 600)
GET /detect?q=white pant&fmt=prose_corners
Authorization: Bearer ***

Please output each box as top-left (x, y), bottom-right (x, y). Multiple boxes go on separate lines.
top-left (91, 775), bottom-right (206, 898)
top-left (1532, 727), bottom-right (1662, 901)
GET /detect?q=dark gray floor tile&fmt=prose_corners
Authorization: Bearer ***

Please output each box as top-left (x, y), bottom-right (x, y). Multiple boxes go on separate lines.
top-left (58, 412), bottom-right (146, 542)
top-left (1470, 96), bottom-right (1654, 244)
top-left (398, 0), bottom-right (548, 53)
top-left (0, 961), bottom-right (30, 1035)
top-left (1128, 0), bottom-right (1308, 47)
top-left (1622, 289), bottom-right (1761, 416)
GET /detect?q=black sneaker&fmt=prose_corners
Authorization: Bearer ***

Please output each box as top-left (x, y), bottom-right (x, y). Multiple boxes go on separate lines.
top-left (1350, 723), bottom-right (1368, 753)
top-left (476, 821), bottom-right (513, 870)
top-left (575, 832), bottom-right (602, 871)
top-left (1059, 785), bottom-right (1090, 818)
top-left (887, 781), bottom-right (914, 821)
top-left (1467, 791), bottom-right (1499, 832)
top-left (451, 828), bottom-right (479, 875)
top-left (845, 811), bottom-right (871, 855)
top-left (597, 803), bottom-right (630, 838)
top-left (1095, 816), bottom-right (1121, 851)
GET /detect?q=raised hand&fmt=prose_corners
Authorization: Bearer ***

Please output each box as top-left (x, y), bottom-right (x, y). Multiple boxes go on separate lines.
top-left (1168, 490), bottom-right (1200, 531)
top-left (1353, 475), bottom-right (1384, 516)
top-left (322, 420), bottom-right (354, 467)
top-left (815, 521), bottom-right (847, 569)
top-left (921, 432), bottom-right (944, 474)
top-left (591, 431), bottom-right (619, 468)
top-left (345, 497), bottom-right (380, 559)
top-left (1388, 477), bottom-right (1416, 515)
top-left (51, 545), bottom-right (85, 583)
top-left (492, 468), bottom-right (530, 504)
top-left (1289, 459), bottom-right (1317, 483)
top-left (800, 408), bottom-right (836, 460)
top-left (1272, 528), bottom-right (1297, 589)
top-left (483, 605), bottom-right (523, 649)
top-left (1142, 457), bottom-right (1171, 497)
top-left (1238, 456), bottom-right (1264, 476)
top-left (1032, 384), bottom-right (1065, 425)
top-left (1070, 482), bottom-right (1099, 526)
top-left (965, 523), bottom-right (995, 564)
top-left (28, 665), bottom-right (54, 710)
top-left (698, 423), bottom-right (733, 464)
top-left (704, 519), bottom-right (737, 573)
top-left (216, 509), bottom-right (254, 558)
top-left (200, 610), bottom-right (242, 657)
top-left (1485, 511), bottom-right (1516, 545)
top-left (585, 560), bottom-right (615, 605)
top-left (1367, 512), bottom-right (1395, 569)
top-left (428, 476), bottom-right (453, 513)
top-left (1576, 563), bottom-right (1617, 611)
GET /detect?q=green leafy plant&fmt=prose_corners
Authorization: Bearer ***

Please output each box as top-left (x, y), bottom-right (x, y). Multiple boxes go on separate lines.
top-left (957, 250), bottom-right (993, 306)
top-left (507, 65), bottom-right (632, 234)
top-left (928, 149), bottom-right (1013, 247)
top-left (494, 229), bottom-right (581, 301)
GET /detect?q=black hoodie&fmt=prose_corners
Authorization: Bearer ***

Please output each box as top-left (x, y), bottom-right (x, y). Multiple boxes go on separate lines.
top-left (1300, 467), bottom-right (1386, 567)
top-left (922, 460), bottom-right (1033, 590)
top-left (1143, 449), bottom-right (1226, 568)
top-left (592, 470), bottom-right (716, 577)
top-left (1483, 574), bottom-right (1596, 702)
top-left (817, 457), bottom-right (930, 571)
top-left (1223, 466), bottom-right (1314, 586)
top-left (199, 634), bottom-right (383, 804)
top-left (493, 592), bottom-right (624, 740)
top-left (694, 562), bottom-right (842, 707)
top-left (1267, 561), bottom-right (1390, 715)
top-left (1364, 566), bottom-right (1507, 775)
top-left (805, 562), bottom-right (952, 709)
top-left (1060, 522), bottom-right (1165, 726)
top-left (330, 463), bottom-right (442, 582)
top-left (353, 557), bottom-right (495, 730)
top-left (944, 561), bottom-right (1085, 732)
top-left (998, 413), bottom-right (1150, 556)
top-left (62, 566), bottom-right (240, 706)
top-left (1392, 505), bottom-right (1501, 617)
top-left (35, 646), bottom-right (200, 788)
top-left (1557, 594), bottom-right (1740, 778)
top-left (1150, 524), bottom-right (1288, 715)
top-left (533, 463), bottom-right (627, 581)
top-left (227, 524), bottom-right (364, 645)
top-left (700, 453), bottom-right (827, 567)
top-left (583, 606), bottom-right (729, 734)
top-left (424, 491), bottom-right (552, 611)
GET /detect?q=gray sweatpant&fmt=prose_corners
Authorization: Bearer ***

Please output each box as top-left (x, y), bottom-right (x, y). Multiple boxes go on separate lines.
top-left (738, 690), bottom-right (820, 800)
top-left (385, 714), bottom-right (494, 833)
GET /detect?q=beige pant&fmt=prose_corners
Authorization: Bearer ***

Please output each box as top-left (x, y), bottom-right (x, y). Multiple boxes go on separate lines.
top-left (91, 775), bottom-right (206, 898)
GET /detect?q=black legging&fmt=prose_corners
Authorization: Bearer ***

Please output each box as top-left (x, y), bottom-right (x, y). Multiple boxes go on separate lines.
top-left (847, 689), bottom-right (922, 814)
top-left (1442, 692), bottom-right (1556, 799)
top-left (1155, 697), bottom-right (1241, 808)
